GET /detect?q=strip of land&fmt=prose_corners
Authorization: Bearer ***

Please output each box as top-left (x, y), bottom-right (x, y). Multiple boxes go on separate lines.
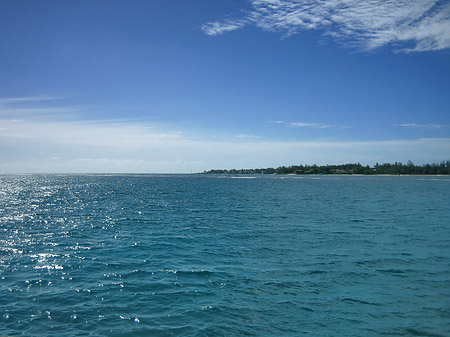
top-left (203, 161), bottom-right (450, 175)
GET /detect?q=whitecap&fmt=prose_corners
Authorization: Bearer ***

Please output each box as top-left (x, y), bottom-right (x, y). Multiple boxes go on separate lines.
top-left (34, 264), bottom-right (63, 270)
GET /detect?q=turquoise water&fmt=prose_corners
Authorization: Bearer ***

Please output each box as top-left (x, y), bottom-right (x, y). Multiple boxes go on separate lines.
top-left (1, 174), bottom-right (449, 336)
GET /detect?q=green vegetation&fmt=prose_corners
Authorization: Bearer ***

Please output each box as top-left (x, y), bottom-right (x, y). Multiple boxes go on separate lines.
top-left (203, 160), bottom-right (450, 175)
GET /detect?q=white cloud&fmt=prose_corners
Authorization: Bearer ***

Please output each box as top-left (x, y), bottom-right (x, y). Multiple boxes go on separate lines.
top-left (272, 121), bottom-right (347, 129)
top-left (0, 107), bottom-right (79, 115)
top-left (237, 133), bottom-right (261, 139)
top-left (289, 122), bottom-right (332, 129)
top-left (0, 96), bottom-right (62, 105)
top-left (1, 119), bottom-right (449, 173)
top-left (0, 119), bottom-right (183, 148)
top-left (0, 96), bottom-right (78, 119)
top-left (396, 123), bottom-right (447, 129)
top-left (202, 19), bottom-right (247, 36)
top-left (203, 0), bottom-right (450, 52)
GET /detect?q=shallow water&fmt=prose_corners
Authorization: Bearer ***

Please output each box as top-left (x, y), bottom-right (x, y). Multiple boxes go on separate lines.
top-left (1, 174), bottom-right (449, 336)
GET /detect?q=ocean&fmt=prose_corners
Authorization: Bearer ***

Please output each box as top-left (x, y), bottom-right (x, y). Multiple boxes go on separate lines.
top-left (1, 174), bottom-right (449, 336)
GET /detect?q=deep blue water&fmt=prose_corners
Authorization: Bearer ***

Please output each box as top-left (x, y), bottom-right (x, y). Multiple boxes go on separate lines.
top-left (1, 174), bottom-right (449, 336)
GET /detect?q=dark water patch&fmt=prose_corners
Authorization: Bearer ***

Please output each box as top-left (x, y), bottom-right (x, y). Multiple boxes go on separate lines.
top-left (383, 327), bottom-right (447, 337)
top-left (341, 297), bottom-right (381, 306)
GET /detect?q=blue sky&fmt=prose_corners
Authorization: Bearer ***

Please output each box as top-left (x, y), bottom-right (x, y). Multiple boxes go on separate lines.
top-left (1, 0), bottom-right (449, 173)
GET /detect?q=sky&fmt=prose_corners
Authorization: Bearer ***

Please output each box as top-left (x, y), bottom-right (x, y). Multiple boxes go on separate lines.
top-left (1, 0), bottom-right (449, 173)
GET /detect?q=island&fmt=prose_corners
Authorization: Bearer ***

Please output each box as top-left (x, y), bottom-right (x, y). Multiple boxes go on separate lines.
top-left (203, 161), bottom-right (450, 175)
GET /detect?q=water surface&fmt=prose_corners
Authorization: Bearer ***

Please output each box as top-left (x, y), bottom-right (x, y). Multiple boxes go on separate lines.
top-left (1, 174), bottom-right (449, 336)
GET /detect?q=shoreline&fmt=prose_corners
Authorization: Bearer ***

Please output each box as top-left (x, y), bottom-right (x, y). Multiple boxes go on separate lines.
top-left (203, 161), bottom-right (450, 176)
top-left (202, 173), bottom-right (450, 176)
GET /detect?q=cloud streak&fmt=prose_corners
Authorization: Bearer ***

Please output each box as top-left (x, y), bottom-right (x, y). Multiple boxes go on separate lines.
top-left (0, 96), bottom-right (62, 105)
top-left (237, 134), bottom-right (261, 139)
top-left (396, 123), bottom-right (447, 129)
top-left (202, 0), bottom-right (450, 52)
top-left (201, 19), bottom-right (247, 36)
top-left (0, 96), bottom-right (78, 119)
top-left (272, 120), bottom-right (348, 129)
top-left (289, 122), bottom-right (332, 129)
top-left (1, 119), bottom-right (449, 173)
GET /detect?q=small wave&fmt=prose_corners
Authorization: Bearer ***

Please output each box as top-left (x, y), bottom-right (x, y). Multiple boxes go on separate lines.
top-left (389, 327), bottom-right (446, 337)
top-left (300, 306), bottom-right (315, 312)
top-left (375, 268), bottom-right (407, 274)
top-left (1, 247), bottom-right (24, 254)
top-left (341, 297), bottom-right (380, 306)
top-left (201, 305), bottom-right (214, 310)
top-left (306, 270), bottom-right (328, 275)
top-left (119, 315), bottom-right (140, 323)
top-left (34, 264), bottom-right (63, 270)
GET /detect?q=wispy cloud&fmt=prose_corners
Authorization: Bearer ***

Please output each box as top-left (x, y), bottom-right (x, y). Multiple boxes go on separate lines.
top-left (202, 0), bottom-right (450, 52)
top-left (272, 120), bottom-right (348, 129)
top-left (236, 133), bottom-right (261, 139)
top-left (2, 118), bottom-right (449, 173)
top-left (395, 123), bottom-right (447, 129)
top-left (201, 19), bottom-right (247, 36)
top-left (289, 122), bottom-right (332, 129)
top-left (0, 96), bottom-right (78, 119)
top-left (0, 107), bottom-right (79, 115)
top-left (0, 96), bottom-right (62, 105)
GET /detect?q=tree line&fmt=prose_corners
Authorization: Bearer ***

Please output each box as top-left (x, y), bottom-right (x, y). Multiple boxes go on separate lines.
top-left (203, 161), bottom-right (450, 175)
